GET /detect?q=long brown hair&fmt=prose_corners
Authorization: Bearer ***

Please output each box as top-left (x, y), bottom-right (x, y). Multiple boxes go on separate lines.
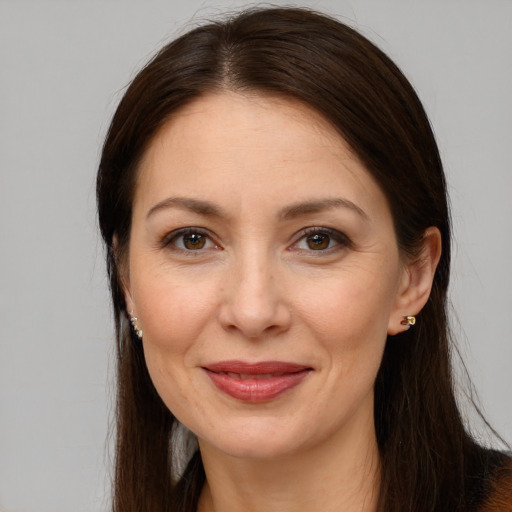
top-left (97, 7), bottom-right (506, 511)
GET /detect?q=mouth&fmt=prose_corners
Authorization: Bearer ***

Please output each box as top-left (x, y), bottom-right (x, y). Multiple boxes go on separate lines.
top-left (215, 371), bottom-right (293, 380)
top-left (202, 360), bottom-right (312, 403)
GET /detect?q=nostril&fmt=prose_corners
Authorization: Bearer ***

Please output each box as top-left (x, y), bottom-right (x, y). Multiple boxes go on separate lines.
top-left (218, 300), bottom-right (292, 339)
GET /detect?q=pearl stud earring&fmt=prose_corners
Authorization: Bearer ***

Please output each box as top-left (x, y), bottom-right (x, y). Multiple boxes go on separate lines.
top-left (128, 312), bottom-right (143, 340)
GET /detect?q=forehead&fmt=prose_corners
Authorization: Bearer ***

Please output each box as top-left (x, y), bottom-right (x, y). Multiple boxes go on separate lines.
top-left (134, 92), bottom-right (388, 222)
top-left (140, 92), bottom-right (350, 168)
top-left (153, 91), bottom-right (343, 141)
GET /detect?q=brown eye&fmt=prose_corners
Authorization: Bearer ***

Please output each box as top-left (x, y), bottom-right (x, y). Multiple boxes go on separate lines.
top-left (292, 228), bottom-right (351, 253)
top-left (166, 229), bottom-right (217, 252)
top-left (182, 233), bottom-right (206, 250)
top-left (306, 233), bottom-right (330, 250)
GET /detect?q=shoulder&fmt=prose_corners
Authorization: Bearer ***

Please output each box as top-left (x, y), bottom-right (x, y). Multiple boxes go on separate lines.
top-left (477, 454), bottom-right (512, 512)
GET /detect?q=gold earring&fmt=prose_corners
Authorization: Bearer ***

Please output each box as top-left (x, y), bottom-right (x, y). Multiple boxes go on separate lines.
top-left (128, 312), bottom-right (143, 340)
top-left (400, 316), bottom-right (416, 328)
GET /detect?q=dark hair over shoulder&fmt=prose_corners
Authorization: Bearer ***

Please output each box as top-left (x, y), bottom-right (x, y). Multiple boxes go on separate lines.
top-left (97, 7), bottom-right (509, 512)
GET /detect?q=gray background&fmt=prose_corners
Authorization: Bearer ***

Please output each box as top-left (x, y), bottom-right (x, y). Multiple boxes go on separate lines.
top-left (1, 0), bottom-right (511, 510)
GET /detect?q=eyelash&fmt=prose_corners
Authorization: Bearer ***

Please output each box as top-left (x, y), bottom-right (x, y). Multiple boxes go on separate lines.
top-left (162, 227), bottom-right (219, 253)
top-left (291, 227), bottom-right (352, 253)
top-left (161, 227), bottom-right (352, 254)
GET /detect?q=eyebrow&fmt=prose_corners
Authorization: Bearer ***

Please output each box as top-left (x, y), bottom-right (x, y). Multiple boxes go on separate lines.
top-left (279, 198), bottom-right (369, 221)
top-left (146, 196), bottom-right (368, 221)
top-left (146, 197), bottom-right (226, 220)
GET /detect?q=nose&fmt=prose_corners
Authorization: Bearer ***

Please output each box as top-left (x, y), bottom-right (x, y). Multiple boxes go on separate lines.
top-left (218, 250), bottom-right (292, 339)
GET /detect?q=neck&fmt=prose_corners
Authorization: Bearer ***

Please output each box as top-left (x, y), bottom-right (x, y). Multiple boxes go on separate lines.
top-left (196, 410), bottom-right (380, 512)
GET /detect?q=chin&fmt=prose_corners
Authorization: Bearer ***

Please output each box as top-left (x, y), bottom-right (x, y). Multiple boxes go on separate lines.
top-left (195, 416), bottom-right (316, 461)
top-left (200, 436), bottom-right (299, 461)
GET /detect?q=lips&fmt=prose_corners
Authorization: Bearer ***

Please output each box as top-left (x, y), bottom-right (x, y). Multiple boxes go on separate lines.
top-left (202, 360), bottom-right (312, 403)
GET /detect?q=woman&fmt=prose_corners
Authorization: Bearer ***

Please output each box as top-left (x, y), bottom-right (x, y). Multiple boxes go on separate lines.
top-left (96, 7), bottom-right (511, 512)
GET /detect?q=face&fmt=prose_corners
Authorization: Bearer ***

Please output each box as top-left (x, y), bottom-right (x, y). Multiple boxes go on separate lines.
top-left (124, 92), bottom-right (411, 460)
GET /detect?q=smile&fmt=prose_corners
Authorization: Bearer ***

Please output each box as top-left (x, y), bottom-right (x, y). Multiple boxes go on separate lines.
top-left (219, 372), bottom-right (288, 380)
top-left (202, 361), bottom-right (312, 403)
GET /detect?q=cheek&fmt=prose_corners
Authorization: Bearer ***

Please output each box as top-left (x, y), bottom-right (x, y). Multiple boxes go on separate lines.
top-left (136, 275), bottom-right (218, 353)
top-left (128, 254), bottom-right (222, 388)
top-left (292, 264), bottom-right (398, 395)
top-left (296, 264), bottom-right (398, 345)
top-left (131, 273), bottom-right (220, 420)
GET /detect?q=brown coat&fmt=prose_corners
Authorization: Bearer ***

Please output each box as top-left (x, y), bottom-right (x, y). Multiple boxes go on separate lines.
top-left (478, 458), bottom-right (512, 512)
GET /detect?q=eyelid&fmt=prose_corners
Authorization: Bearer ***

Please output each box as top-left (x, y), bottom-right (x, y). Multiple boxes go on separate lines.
top-left (161, 227), bottom-right (221, 252)
top-left (290, 227), bottom-right (352, 252)
top-left (160, 226), bottom-right (351, 254)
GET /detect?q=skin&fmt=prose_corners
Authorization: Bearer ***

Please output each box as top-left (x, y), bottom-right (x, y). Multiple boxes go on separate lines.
top-left (123, 92), bottom-right (441, 512)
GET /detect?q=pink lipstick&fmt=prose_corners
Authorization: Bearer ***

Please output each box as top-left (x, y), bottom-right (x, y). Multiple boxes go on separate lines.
top-left (202, 361), bottom-right (312, 403)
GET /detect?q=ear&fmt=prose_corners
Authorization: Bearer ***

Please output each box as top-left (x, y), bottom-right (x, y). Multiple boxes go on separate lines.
top-left (387, 227), bottom-right (442, 335)
top-left (113, 234), bottom-right (135, 314)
